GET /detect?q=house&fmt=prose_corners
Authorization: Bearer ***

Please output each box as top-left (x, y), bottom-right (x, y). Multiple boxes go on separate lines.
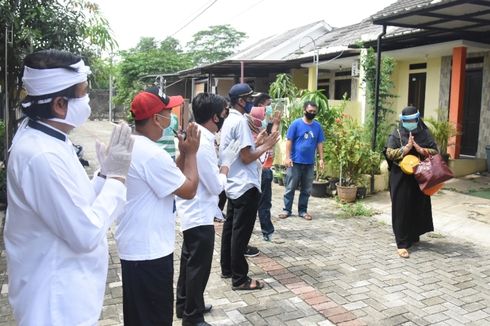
top-left (164, 0), bottom-right (489, 175)
top-left (368, 0), bottom-right (490, 174)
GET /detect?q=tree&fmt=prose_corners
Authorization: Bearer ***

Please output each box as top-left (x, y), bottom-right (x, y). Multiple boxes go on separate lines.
top-left (0, 0), bottom-right (116, 156)
top-left (114, 37), bottom-right (194, 109)
top-left (186, 25), bottom-right (247, 65)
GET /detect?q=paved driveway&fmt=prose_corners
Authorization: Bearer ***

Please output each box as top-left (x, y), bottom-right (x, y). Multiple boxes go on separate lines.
top-left (1, 121), bottom-right (489, 325)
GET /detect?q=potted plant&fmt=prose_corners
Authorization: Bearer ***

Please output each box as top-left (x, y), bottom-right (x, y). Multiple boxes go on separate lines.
top-left (326, 114), bottom-right (378, 202)
top-left (311, 160), bottom-right (329, 197)
top-left (424, 109), bottom-right (458, 162)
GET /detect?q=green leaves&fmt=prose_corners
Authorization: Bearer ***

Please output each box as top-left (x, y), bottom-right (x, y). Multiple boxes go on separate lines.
top-left (114, 39), bottom-right (194, 108)
top-left (186, 25), bottom-right (247, 66)
top-left (361, 47), bottom-right (397, 153)
top-left (424, 109), bottom-right (458, 156)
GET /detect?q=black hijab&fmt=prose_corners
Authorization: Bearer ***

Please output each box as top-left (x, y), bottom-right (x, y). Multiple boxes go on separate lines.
top-left (386, 106), bottom-right (437, 150)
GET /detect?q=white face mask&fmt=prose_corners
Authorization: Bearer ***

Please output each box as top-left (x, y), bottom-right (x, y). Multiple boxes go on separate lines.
top-left (51, 94), bottom-right (91, 128)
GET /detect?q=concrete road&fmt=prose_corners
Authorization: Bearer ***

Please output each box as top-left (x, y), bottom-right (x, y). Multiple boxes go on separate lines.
top-left (1, 120), bottom-right (489, 325)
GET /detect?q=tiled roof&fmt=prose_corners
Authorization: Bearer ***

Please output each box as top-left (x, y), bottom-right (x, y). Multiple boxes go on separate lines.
top-left (228, 21), bottom-right (332, 60)
top-left (371, 0), bottom-right (434, 20)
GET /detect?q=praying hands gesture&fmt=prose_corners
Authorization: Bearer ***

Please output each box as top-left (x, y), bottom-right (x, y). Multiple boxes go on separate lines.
top-left (402, 132), bottom-right (426, 156)
top-left (178, 122), bottom-right (200, 156)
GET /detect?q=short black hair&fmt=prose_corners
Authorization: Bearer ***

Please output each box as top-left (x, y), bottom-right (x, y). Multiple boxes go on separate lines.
top-left (21, 49), bottom-right (82, 120)
top-left (253, 93), bottom-right (271, 106)
top-left (303, 101), bottom-right (318, 110)
top-left (192, 93), bottom-right (226, 125)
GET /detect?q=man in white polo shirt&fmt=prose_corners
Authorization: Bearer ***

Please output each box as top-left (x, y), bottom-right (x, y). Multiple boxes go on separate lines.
top-left (219, 83), bottom-right (279, 291)
top-left (115, 89), bottom-right (200, 325)
top-left (175, 93), bottom-right (240, 326)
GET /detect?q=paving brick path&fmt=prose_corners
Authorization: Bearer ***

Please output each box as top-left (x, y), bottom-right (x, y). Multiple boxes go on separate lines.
top-left (1, 121), bottom-right (489, 325)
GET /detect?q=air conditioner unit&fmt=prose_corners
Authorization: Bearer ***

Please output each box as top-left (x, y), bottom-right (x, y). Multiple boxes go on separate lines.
top-left (351, 61), bottom-right (360, 77)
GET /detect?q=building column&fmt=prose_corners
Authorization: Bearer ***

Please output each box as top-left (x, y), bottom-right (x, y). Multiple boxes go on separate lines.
top-left (448, 46), bottom-right (466, 159)
top-left (307, 66), bottom-right (317, 91)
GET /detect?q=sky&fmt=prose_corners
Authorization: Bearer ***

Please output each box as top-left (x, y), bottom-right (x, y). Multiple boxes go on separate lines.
top-left (94, 0), bottom-right (397, 51)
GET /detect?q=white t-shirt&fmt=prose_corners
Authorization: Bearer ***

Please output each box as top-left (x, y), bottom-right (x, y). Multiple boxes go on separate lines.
top-left (5, 121), bottom-right (126, 326)
top-left (176, 125), bottom-right (226, 231)
top-left (116, 135), bottom-right (186, 261)
top-left (219, 109), bottom-right (261, 199)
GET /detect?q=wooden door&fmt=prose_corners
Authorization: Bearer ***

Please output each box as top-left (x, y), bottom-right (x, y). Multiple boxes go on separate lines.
top-left (460, 69), bottom-right (482, 156)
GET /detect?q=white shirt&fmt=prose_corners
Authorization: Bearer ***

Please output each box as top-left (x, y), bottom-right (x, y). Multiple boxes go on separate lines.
top-left (116, 135), bottom-right (186, 261)
top-left (219, 109), bottom-right (260, 199)
top-left (4, 121), bottom-right (126, 326)
top-left (176, 125), bottom-right (226, 231)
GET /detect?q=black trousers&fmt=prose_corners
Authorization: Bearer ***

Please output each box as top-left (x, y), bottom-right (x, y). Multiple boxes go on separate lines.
top-left (121, 254), bottom-right (173, 326)
top-left (218, 190), bottom-right (227, 211)
top-left (176, 225), bottom-right (215, 325)
top-left (220, 187), bottom-right (260, 287)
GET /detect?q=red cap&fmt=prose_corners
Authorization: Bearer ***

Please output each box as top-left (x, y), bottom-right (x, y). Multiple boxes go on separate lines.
top-left (130, 92), bottom-right (184, 120)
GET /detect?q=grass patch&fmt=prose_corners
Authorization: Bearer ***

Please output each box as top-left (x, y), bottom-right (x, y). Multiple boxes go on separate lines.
top-left (466, 188), bottom-right (490, 200)
top-left (338, 202), bottom-right (378, 218)
top-left (427, 232), bottom-right (445, 239)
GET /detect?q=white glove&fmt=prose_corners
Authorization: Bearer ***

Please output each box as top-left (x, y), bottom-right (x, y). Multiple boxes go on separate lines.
top-left (101, 123), bottom-right (134, 179)
top-left (220, 140), bottom-right (240, 168)
top-left (95, 139), bottom-right (107, 175)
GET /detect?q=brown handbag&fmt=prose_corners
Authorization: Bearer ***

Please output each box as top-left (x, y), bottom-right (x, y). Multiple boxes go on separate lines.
top-left (414, 154), bottom-right (454, 192)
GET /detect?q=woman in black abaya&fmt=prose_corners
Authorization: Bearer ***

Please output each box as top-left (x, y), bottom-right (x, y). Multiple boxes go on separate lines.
top-left (384, 106), bottom-right (438, 258)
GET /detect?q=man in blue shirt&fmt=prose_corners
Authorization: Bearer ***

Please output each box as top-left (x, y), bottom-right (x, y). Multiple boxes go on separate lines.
top-left (279, 101), bottom-right (324, 220)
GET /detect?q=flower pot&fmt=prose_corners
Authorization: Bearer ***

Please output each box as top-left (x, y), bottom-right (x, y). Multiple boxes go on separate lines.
top-left (356, 186), bottom-right (367, 199)
top-left (278, 177), bottom-right (284, 186)
top-left (311, 180), bottom-right (328, 197)
top-left (336, 184), bottom-right (358, 203)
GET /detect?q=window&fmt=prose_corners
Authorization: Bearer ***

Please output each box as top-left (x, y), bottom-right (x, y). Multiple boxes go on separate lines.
top-left (334, 79), bottom-right (351, 100)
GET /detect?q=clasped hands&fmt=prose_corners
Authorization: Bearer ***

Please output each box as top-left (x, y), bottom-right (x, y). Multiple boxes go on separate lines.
top-left (403, 132), bottom-right (426, 156)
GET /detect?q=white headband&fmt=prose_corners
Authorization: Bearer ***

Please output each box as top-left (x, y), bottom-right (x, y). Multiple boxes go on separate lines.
top-left (22, 59), bottom-right (91, 96)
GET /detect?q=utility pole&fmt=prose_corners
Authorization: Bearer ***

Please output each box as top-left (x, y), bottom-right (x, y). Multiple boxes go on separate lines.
top-left (4, 25), bottom-right (13, 162)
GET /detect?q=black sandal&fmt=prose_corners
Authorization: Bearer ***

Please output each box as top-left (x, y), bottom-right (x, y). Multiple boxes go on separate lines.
top-left (232, 278), bottom-right (264, 291)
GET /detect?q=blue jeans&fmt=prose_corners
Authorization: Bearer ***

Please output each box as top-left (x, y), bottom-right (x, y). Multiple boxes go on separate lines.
top-left (258, 169), bottom-right (274, 236)
top-left (283, 163), bottom-right (314, 216)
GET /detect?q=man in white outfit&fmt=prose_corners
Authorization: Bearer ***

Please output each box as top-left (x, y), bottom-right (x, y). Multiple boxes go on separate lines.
top-left (116, 89), bottom-right (200, 325)
top-left (4, 49), bottom-right (134, 325)
top-left (176, 93), bottom-right (239, 326)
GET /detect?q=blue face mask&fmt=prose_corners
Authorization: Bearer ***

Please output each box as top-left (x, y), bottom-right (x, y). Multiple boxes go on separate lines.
top-left (243, 101), bottom-right (254, 113)
top-left (402, 122), bottom-right (418, 131)
top-left (265, 105), bottom-right (273, 116)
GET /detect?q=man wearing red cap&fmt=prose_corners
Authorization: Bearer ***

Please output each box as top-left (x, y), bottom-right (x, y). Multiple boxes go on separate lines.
top-left (115, 89), bottom-right (200, 325)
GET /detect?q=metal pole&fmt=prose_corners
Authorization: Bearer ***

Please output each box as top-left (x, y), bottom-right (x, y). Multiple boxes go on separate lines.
top-left (108, 54), bottom-right (113, 122)
top-left (299, 36), bottom-right (318, 90)
top-left (315, 48), bottom-right (319, 90)
top-left (370, 25), bottom-right (386, 193)
top-left (240, 61), bottom-right (244, 83)
top-left (108, 74), bottom-right (112, 122)
top-left (4, 25), bottom-right (10, 161)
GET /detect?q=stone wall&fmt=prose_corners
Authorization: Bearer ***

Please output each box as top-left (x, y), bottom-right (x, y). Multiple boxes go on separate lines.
top-left (478, 52), bottom-right (490, 158)
top-left (89, 89), bottom-right (126, 121)
top-left (438, 52), bottom-right (490, 158)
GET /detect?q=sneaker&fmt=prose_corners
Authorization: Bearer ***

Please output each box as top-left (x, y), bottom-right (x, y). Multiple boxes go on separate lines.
top-left (244, 245), bottom-right (260, 257)
top-left (263, 234), bottom-right (272, 242)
